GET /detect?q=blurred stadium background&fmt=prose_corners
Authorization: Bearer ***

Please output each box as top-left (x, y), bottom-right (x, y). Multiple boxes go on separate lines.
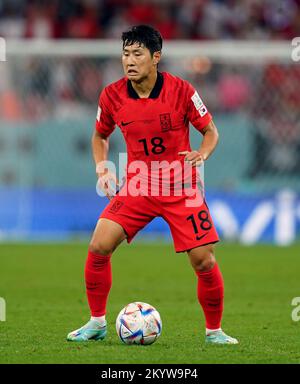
top-left (0, 0), bottom-right (299, 245)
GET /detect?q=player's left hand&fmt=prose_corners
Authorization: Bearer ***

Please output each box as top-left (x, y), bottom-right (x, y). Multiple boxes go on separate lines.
top-left (178, 150), bottom-right (206, 166)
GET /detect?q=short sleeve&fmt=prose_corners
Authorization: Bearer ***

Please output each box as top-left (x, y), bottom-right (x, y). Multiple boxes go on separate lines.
top-left (95, 88), bottom-right (116, 137)
top-left (186, 82), bottom-right (212, 133)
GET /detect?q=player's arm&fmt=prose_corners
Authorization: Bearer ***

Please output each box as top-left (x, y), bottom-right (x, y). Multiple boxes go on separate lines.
top-left (179, 84), bottom-right (218, 166)
top-left (179, 120), bottom-right (219, 166)
top-left (92, 130), bottom-right (109, 171)
top-left (93, 89), bottom-right (118, 198)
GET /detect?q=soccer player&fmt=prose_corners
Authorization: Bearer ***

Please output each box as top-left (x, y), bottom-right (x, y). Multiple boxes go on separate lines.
top-left (67, 25), bottom-right (238, 344)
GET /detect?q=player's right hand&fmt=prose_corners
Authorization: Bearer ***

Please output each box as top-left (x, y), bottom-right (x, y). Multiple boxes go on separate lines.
top-left (96, 169), bottom-right (119, 200)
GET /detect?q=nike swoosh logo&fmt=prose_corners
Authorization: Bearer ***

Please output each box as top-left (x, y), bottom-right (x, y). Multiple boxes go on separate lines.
top-left (121, 121), bottom-right (134, 126)
top-left (196, 233), bottom-right (208, 241)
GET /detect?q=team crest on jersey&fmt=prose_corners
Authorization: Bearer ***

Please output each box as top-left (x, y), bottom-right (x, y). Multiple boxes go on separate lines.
top-left (109, 200), bottom-right (123, 214)
top-left (160, 113), bottom-right (172, 132)
top-left (191, 91), bottom-right (207, 117)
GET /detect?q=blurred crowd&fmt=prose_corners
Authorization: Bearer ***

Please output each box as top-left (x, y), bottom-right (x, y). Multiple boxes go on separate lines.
top-left (1, 0), bottom-right (300, 179)
top-left (1, 56), bottom-right (299, 176)
top-left (0, 0), bottom-right (299, 40)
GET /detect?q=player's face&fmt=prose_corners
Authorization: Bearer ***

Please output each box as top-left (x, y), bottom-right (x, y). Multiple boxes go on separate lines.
top-left (122, 43), bottom-right (160, 82)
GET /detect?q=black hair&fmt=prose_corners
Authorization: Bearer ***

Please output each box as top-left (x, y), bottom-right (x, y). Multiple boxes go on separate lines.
top-left (122, 25), bottom-right (162, 56)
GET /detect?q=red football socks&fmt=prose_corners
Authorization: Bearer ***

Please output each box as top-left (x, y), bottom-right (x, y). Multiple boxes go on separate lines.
top-left (85, 250), bottom-right (112, 317)
top-left (196, 263), bottom-right (224, 330)
top-left (85, 250), bottom-right (223, 327)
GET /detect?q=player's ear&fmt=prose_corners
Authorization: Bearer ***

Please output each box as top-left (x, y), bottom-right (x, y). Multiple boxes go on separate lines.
top-left (153, 51), bottom-right (161, 66)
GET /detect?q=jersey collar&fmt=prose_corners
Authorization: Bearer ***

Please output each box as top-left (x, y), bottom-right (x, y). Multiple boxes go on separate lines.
top-left (127, 72), bottom-right (164, 99)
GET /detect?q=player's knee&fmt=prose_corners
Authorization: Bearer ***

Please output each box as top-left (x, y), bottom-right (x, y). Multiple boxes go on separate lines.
top-left (199, 252), bottom-right (216, 272)
top-left (190, 248), bottom-right (216, 272)
top-left (88, 240), bottom-right (114, 256)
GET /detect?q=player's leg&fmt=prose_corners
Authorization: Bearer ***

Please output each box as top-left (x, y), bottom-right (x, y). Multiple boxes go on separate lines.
top-left (67, 190), bottom-right (159, 342)
top-left (161, 192), bottom-right (238, 344)
top-left (67, 218), bottom-right (126, 342)
top-left (187, 244), bottom-right (238, 344)
top-left (85, 218), bottom-right (127, 319)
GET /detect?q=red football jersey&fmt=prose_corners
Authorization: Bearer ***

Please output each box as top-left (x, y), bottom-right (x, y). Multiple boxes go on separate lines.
top-left (95, 71), bottom-right (212, 194)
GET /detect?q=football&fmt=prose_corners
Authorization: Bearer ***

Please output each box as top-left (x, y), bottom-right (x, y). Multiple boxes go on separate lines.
top-left (116, 302), bottom-right (162, 345)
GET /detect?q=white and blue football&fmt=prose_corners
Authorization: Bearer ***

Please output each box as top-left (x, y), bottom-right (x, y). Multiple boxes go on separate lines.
top-left (116, 302), bottom-right (162, 345)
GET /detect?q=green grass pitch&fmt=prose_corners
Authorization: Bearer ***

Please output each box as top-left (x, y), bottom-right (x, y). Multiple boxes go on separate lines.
top-left (0, 242), bottom-right (300, 364)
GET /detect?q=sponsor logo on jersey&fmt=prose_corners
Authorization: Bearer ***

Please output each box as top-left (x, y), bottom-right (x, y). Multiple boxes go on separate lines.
top-left (160, 113), bottom-right (172, 132)
top-left (196, 233), bottom-right (208, 241)
top-left (121, 121), bottom-right (134, 126)
top-left (191, 91), bottom-right (207, 117)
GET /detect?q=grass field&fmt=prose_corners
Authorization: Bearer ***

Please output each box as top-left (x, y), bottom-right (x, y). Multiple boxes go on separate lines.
top-left (0, 242), bottom-right (300, 364)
